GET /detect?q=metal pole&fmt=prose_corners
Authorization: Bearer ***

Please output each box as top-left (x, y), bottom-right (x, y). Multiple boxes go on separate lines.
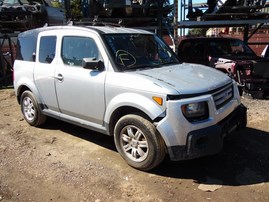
top-left (174, 0), bottom-right (178, 53)
top-left (157, 0), bottom-right (164, 37)
top-left (243, 25), bottom-right (249, 45)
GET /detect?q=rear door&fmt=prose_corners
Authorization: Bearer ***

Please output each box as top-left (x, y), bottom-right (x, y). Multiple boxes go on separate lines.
top-left (34, 33), bottom-right (59, 112)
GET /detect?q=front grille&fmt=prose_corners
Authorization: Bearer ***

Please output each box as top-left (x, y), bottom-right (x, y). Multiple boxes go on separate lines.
top-left (212, 83), bottom-right (234, 109)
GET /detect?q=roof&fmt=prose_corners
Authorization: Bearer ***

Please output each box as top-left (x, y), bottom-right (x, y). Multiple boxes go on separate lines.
top-left (85, 26), bottom-right (153, 34)
top-left (18, 25), bottom-right (153, 38)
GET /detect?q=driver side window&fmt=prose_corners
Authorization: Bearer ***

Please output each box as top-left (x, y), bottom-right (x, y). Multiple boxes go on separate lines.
top-left (61, 36), bottom-right (101, 67)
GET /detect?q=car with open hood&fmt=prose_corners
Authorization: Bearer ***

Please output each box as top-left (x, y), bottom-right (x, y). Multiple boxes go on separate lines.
top-left (178, 37), bottom-right (269, 98)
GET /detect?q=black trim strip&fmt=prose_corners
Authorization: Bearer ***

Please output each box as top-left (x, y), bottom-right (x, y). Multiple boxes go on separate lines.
top-left (167, 82), bottom-right (233, 100)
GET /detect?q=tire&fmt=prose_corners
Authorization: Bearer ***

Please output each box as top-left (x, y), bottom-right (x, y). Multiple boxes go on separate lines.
top-left (263, 90), bottom-right (269, 99)
top-left (20, 91), bottom-right (47, 126)
top-left (250, 91), bottom-right (264, 99)
top-left (114, 114), bottom-right (166, 171)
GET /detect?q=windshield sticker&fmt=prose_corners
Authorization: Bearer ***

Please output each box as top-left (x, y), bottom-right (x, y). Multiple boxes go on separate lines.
top-left (116, 50), bottom-right (136, 67)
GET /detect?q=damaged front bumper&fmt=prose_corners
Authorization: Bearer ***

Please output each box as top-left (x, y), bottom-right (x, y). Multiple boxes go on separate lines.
top-left (167, 104), bottom-right (247, 161)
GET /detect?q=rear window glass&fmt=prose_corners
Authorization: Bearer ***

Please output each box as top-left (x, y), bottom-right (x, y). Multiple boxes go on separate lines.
top-left (39, 36), bottom-right (56, 64)
top-left (16, 36), bottom-right (36, 61)
top-left (208, 40), bottom-right (255, 56)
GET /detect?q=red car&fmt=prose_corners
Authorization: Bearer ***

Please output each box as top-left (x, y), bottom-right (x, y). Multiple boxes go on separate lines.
top-left (178, 37), bottom-right (269, 98)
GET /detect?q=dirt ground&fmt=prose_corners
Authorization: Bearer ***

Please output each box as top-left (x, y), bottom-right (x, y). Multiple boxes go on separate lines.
top-left (0, 86), bottom-right (269, 202)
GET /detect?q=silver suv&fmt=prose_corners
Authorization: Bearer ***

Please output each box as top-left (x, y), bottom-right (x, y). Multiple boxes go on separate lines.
top-left (13, 25), bottom-right (247, 171)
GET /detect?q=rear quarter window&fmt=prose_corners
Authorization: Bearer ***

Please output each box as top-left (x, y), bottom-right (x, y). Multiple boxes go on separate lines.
top-left (16, 36), bottom-right (36, 61)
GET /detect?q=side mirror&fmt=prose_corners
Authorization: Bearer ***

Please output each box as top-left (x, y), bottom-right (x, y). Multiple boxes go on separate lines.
top-left (82, 58), bottom-right (104, 71)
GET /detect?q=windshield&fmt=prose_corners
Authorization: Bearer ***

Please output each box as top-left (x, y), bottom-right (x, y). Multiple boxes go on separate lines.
top-left (104, 34), bottom-right (179, 71)
top-left (208, 39), bottom-right (256, 57)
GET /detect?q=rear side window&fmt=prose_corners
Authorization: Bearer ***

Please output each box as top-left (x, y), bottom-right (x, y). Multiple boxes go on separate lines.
top-left (39, 36), bottom-right (56, 64)
top-left (61, 36), bottom-right (100, 67)
top-left (16, 35), bottom-right (36, 61)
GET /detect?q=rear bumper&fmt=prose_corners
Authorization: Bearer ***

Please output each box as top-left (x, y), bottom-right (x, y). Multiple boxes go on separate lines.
top-left (167, 104), bottom-right (247, 161)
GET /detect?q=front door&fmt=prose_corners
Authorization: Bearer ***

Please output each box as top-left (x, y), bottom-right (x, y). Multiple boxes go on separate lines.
top-left (55, 35), bottom-right (106, 125)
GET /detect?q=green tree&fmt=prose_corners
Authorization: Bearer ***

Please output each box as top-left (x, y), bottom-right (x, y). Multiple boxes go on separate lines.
top-left (188, 28), bottom-right (208, 36)
top-left (71, 0), bottom-right (83, 20)
top-left (51, 0), bottom-right (62, 8)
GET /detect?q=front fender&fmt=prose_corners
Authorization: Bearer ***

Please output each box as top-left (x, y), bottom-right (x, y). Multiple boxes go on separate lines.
top-left (104, 92), bottom-right (165, 124)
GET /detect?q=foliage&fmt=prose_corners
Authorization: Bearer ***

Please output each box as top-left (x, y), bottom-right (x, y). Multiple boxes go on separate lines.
top-left (188, 28), bottom-right (208, 36)
top-left (51, 0), bottom-right (62, 8)
top-left (71, 0), bottom-right (83, 20)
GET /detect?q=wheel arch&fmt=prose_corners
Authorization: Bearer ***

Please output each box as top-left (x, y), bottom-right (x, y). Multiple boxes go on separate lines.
top-left (15, 82), bottom-right (42, 106)
top-left (104, 93), bottom-right (165, 136)
top-left (16, 85), bottom-right (31, 103)
top-left (107, 106), bottom-right (152, 137)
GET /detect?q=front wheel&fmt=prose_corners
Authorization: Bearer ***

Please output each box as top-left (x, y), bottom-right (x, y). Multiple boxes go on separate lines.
top-left (114, 114), bottom-right (166, 171)
top-left (20, 90), bottom-right (47, 126)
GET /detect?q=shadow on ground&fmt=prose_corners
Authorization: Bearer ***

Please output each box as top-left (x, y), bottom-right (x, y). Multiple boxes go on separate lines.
top-left (41, 117), bottom-right (269, 186)
top-left (153, 127), bottom-right (269, 186)
top-left (43, 117), bottom-right (117, 152)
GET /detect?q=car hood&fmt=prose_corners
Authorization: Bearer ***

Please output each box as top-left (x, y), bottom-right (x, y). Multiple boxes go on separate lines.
top-left (135, 63), bottom-right (232, 95)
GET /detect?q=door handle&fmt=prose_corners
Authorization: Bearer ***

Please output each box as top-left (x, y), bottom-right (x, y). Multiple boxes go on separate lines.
top-left (54, 74), bottom-right (64, 82)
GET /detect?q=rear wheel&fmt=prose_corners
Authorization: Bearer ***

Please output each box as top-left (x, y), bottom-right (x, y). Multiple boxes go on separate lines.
top-left (114, 114), bottom-right (166, 171)
top-left (20, 91), bottom-right (47, 126)
top-left (252, 92), bottom-right (264, 99)
top-left (263, 90), bottom-right (269, 99)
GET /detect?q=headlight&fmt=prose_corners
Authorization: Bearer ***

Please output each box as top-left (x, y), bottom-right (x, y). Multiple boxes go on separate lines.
top-left (181, 101), bottom-right (209, 122)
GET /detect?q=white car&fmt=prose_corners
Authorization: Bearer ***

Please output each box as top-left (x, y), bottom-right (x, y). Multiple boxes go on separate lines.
top-left (13, 25), bottom-right (247, 171)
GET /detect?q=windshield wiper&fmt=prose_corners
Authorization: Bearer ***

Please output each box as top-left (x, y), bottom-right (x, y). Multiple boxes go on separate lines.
top-left (161, 61), bottom-right (179, 66)
top-left (123, 63), bottom-right (160, 71)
